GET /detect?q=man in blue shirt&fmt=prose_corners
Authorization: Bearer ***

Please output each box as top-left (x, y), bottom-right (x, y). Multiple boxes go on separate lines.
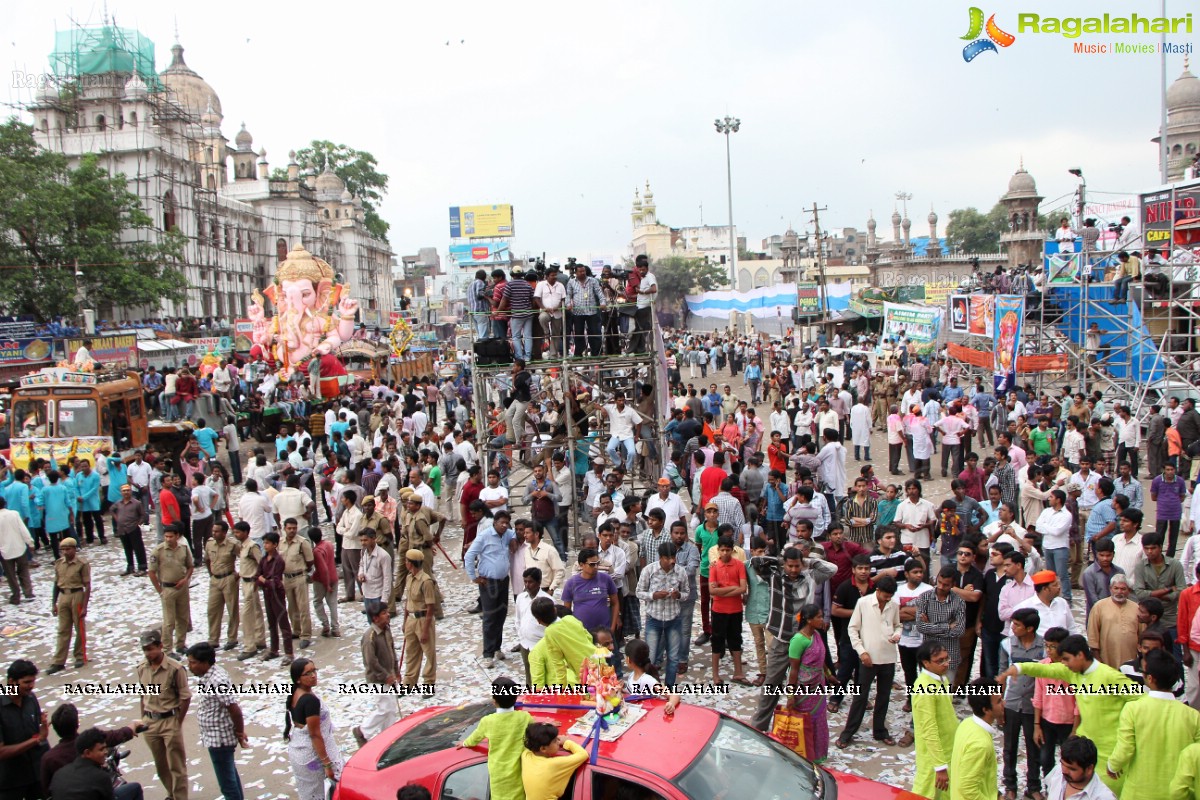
top-left (704, 386), bottom-right (722, 418)
top-left (760, 470), bottom-right (790, 553)
top-left (192, 419), bottom-right (221, 460)
top-left (74, 460), bottom-right (104, 545)
top-left (942, 376), bottom-right (964, 404)
top-left (972, 387), bottom-right (996, 447)
top-left (744, 358), bottom-right (763, 405)
top-left (40, 470), bottom-right (74, 559)
top-left (464, 508), bottom-right (517, 667)
top-left (1084, 478), bottom-right (1121, 546)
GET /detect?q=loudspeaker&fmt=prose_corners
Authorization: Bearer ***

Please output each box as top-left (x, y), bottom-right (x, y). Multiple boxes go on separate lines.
top-left (473, 339), bottom-right (511, 365)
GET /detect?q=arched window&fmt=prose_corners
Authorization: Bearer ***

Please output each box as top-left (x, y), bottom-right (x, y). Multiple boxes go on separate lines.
top-left (128, 111), bottom-right (137, 127)
top-left (162, 191), bottom-right (177, 232)
top-left (40, 118), bottom-right (49, 132)
top-left (96, 115), bottom-right (106, 130)
top-left (1188, 143), bottom-right (1198, 154)
top-left (207, 174), bottom-right (217, 190)
top-left (1174, 144), bottom-right (1184, 156)
top-left (276, 239), bottom-right (288, 262)
top-left (224, 226), bottom-right (231, 250)
top-left (753, 268), bottom-right (770, 288)
top-left (247, 236), bottom-right (255, 255)
top-left (235, 230), bottom-right (242, 252)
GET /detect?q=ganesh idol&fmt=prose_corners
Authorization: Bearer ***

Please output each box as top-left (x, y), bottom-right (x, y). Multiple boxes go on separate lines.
top-left (247, 244), bottom-right (359, 378)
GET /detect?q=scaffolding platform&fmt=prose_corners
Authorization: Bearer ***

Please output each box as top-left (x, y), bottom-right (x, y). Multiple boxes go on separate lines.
top-left (467, 320), bottom-right (670, 545)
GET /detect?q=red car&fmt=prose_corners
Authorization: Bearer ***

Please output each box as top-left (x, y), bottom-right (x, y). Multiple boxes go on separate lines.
top-left (333, 694), bottom-right (923, 800)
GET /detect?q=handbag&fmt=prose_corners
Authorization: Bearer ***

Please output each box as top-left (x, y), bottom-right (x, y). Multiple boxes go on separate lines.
top-left (770, 704), bottom-right (809, 758)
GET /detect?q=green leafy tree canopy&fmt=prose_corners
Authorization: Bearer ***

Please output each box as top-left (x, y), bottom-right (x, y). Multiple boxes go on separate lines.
top-left (295, 140), bottom-right (390, 242)
top-left (0, 118), bottom-right (186, 322)
top-left (946, 202), bottom-right (1054, 254)
top-left (650, 255), bottom-right (729, 313)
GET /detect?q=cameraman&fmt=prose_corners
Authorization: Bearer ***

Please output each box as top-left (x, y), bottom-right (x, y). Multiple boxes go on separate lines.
top-left (47, 727), bottom-right (144, 800)
top-left (748, 546), bottom-right (835, 732)
top-left (39, 704), bottom-right (141, 797)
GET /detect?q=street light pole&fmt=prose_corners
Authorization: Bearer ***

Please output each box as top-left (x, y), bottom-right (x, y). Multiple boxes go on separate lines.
top-left (715, 116), bottom-right (740, 288)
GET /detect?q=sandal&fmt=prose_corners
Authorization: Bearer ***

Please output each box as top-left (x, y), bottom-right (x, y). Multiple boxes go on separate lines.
top-left (753, 674), bottom-right (766, 687)
top-left (876, 736), bottom-right (897, 746)
top-left (732, 675), bottom-right (753, 686)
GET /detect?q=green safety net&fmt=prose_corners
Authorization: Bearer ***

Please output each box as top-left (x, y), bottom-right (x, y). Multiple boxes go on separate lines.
top-left (50, 26), bottom-right (162, 90)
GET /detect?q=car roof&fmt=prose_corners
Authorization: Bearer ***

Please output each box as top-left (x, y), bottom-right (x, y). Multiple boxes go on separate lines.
top-left (359, 695), bottom-right (717, 783)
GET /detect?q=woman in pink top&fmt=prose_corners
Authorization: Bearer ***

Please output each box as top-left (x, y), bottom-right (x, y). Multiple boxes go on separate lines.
top-left (935, 406), bottom-right (970, 478)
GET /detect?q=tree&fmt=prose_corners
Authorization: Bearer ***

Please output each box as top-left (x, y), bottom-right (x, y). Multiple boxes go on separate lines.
top-left (945, 206), bottom-right (1003, 254)
top-left (295, 140), bottom-right (390, 241)
top-left (651, 255), bottom-right (729, 313)
top-left (0, 118), bottom-right (186, 322)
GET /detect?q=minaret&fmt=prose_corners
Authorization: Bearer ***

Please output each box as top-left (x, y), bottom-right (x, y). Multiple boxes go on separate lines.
top-left (926, 207), bottom-right (942, 259)
top-left (631, 187), bottom-right (642, 230)
top-left (866, 210), bottom-right (877, 248)
top-left (891, 208), bottom-right (901, 243)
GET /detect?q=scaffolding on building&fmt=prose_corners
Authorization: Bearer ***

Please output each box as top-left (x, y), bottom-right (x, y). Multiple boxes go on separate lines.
top-left (467, 311), bottom-right (669, 547)
top-left (944, 190), bottom-right (1200, 419)
top-left (16, 22), bottom-right (392, 323)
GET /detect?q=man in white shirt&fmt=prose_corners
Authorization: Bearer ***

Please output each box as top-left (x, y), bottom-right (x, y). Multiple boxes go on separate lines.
top-left (478, 469), bottom-right (510, 513)
top-left (894, 481), bottom-right (937, 557)
top-left (645, 478), bottom-right (687, 529)
top-left (356, 529), bottom-right (392, 605)
top-left (237, 480), bottom-right (274, 544)
top-left (595, 495), bottom-right (627, 533)
top-left (597, 526), bottom-right (629, 593)
top-left (336, 490), bottom-right (365, 602)
top-left (1031, 489), bottom-right (1075, 603)
top-left (1014, 570), bottom-right (1080, 635)
top-left (127, 451), bottom-right (153, 505)
top-left (453, 431), bottom-right (477, 470)
top-left (273, 475), bottom-right (313, 528)
top-left (534, 266), bottom-right (568, 357)
top-left (631, 256), bottom-right (658, 354)
top-left (600, 392), bottom-right (646, 472)
top-left (514, 569), bottom-right (554, 686)
top-left (73, 339), bottom-right (95, 369)
top-left (407, 469), bottom-right (436, 509)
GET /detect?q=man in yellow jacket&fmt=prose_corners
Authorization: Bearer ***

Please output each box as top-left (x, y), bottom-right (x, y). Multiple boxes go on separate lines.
top-left (912, 642), bottom-right (960, 800)
top-left (1107, 650), bottom-right (1200, 800)
top-left (950, 679), bottom-right (1003, 800)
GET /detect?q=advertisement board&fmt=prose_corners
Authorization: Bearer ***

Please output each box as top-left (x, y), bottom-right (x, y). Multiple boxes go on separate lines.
top-left (948, 295), bottom-right (969, 334)
top-left (450, 241), bottom-right (512, 266)
top-left (796, 282), bottom-right (821, 317)
top-left (993, 295), bottom-right (1025, 394)
top-left (449, 204), bottom-right (515, 239)
top-left (9, 436), bottom-right (111, 469)
top-left (233, 320), bottom-right (254, 352)
top-left (877, 302), bottom-right (943, 357)
top-left (189, 336), bottom-right (233, 355)
top-left (65, 335), bottom-right (136, 366)
top-left (0, 338), bottom-right (56, 368)
top-left (967, 295), bottom-right (994, 336)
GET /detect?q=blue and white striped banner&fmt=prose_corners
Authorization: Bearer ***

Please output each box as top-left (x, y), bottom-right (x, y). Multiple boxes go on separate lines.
top-left (684, 286), bottom-right (800, 319)
top-left (685, 283), bottom-right (855, 318)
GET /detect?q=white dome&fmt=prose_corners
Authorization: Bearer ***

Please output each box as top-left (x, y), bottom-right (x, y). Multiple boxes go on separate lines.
top-left (123, 74), bottom-right (148, 100)
top-left (160, 43), bottom-right (221, 121)
top-left (1006, 167), bottom-right (1039, 198)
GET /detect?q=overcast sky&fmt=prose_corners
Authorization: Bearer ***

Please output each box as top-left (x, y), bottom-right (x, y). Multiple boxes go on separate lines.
top-left (3, 0), bottom-right (1193, 264)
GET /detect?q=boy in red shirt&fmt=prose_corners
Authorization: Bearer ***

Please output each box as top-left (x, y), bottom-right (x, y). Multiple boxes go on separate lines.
top-left (709, 535), bottom-right (750, 685)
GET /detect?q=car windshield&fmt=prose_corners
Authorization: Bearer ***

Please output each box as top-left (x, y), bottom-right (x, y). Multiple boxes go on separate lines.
top-left (674, 717), bottom-right (822, 800)
top-left (376, 703), bottom-right (489, 770)
top-left (57, 399), bottom-right (99, 438)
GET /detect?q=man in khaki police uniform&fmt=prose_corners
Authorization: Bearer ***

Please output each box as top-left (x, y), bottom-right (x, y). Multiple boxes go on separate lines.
top-left (359, 495), bottom-right (394, 556)
top-left (402, 548), bottom-right (438, 688)
top-left (279, 516), bottom-right (314, 649)
top-left (233, 520), bottom-right (267, 661)
top-left (204, 519), bottom-right (240, 650)
top-left (136, 628), bottom-right (191, 800)
top-left (48, 537), bottom-right (91, 673)
top-left (149, 524), bottom-right (194, 655)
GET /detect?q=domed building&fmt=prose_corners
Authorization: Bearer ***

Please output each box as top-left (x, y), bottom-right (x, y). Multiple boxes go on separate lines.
top-left (1155, 59), bottom-right (1200, 181)
top-left (159, 42), bottom-right (221, 122)
top-left (25, 26), bottom-right (394, 324)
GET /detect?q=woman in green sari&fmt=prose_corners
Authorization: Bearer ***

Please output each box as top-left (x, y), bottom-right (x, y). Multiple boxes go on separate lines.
top-left (786, 603), bottom-right (830, 763)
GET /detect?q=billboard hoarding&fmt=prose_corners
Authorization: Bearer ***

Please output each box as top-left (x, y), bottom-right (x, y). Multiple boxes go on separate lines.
top-left (66, 335), bottom-right (136, 366)
top-left (449, 204), bottom-right (514, 239)
top-left (0, 338), bottom-right (57, 367)
top-left (949, 295), bottom-right (969, 333)
top-left (450, 242), bottom-right (512, 266)
top-left (967, 295), bottom-right (994, 336)
top-left (877, 302), bottom-right (942, 357)
top-left (993, 295), bottom-right (1024, 394)
top-left (796, 282), bottom-right (821, 316)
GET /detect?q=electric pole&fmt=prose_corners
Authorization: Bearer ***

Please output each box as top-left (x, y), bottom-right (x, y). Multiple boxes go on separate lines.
top-left (808, 203), bottom-right (830, 318)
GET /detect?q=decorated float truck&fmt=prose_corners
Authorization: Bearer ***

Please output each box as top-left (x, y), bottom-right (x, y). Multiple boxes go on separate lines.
top-left (4, 367), bottom-right (192, 469)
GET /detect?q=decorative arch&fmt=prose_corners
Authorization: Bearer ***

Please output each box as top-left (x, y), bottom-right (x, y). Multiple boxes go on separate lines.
top-left (753, 267), bottom-right (770, 288)
top-left (738, 268), bottom-right (753, 292)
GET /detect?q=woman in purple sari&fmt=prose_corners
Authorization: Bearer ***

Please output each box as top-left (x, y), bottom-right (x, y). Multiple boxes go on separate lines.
top-left (786, 603), bottom-right (830, 763)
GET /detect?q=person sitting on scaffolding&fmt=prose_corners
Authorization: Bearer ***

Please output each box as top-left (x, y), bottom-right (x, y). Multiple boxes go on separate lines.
top-left (1143, 248), bottom-right (1171, 299)
top-left (598, 392), bottom-right (647, 473)
top-left (1110, 251), bottom-right (1141, 304)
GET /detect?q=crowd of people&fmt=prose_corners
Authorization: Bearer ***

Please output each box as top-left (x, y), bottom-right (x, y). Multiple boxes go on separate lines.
top-left (4, 316), bottom-right (1200, 800)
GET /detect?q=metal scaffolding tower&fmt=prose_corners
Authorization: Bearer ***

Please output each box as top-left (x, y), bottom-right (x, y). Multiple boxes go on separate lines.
top-left (468, 313), bottom-right (669, 547)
